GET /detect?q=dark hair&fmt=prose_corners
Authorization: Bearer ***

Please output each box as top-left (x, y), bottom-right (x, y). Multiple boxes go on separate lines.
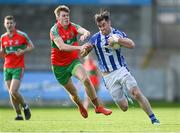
top-left (4, 15), bottom-right (15, 21)
top-left (94, 9), bottom-right (110, 23)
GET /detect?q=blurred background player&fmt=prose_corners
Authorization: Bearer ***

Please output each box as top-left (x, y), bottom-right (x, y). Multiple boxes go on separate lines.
top-left (0, 15), bottom-right (34, 120)
top-left (83, 53), bottom-right (101, 109)
top-left (50, 5), bottom-right (112, 118)
top-left (81, 9), bottom-right (160, 125)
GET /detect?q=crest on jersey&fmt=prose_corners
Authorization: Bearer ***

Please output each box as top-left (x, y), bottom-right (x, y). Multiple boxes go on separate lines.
top-left (15, 40), bottom-right (19, 45)
top-left (70, 31), bottom-right (75, 38)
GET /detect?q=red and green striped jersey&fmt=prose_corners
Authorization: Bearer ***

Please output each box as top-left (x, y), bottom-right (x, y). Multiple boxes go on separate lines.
top-left (83, 58), bottom-right (100, 86)
top-left (83, 58), bottom-right (98, 75)
top-left (1, 30), bottom-right (32, 68)
top-left (50, 22), bottom-right (80, 66)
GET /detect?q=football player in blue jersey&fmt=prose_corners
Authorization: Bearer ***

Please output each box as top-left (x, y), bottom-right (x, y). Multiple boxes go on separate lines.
top-left (81, 9), bottom-right (160, 125)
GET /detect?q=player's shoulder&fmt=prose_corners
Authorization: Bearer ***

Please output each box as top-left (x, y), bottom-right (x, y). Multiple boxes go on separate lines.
top-left (112, 28), bottom-right (127, 38)
top-left (91, 32), bottom-right (100, 39)
top-left (71, 22), bottom-right (80, 29)
top-left (17, 30), bottom-right (28, 37)
top-left (89, 32), bottom-right (100, 43)
top-left (1, 32), bottom-right (8, 39)
top-left (50, 23), bottom-right (58, 32)
top-left (112, 28), bottom-right (123, 34)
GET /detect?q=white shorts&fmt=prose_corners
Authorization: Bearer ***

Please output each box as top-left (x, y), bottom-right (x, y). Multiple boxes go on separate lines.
top-left (103, 67), bottom-right (138, 103)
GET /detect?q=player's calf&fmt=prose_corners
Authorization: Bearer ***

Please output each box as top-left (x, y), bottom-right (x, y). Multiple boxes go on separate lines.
top-left (78, 104), bottom-right (88, 118)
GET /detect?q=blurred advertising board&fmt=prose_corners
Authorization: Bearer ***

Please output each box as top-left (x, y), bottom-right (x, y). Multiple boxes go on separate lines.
top-left (0, 72), bottom-right (112, 105)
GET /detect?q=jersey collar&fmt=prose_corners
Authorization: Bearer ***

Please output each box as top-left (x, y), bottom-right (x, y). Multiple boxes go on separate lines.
top-left (100, 27), bottom-right (113, 38)
top-left (7, 29), bottom-right (17, 38)
top-left (57, 21), bottom-right (72, 30)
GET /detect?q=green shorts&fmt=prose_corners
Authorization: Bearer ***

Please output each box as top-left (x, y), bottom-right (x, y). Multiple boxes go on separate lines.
top-left (4, 68), bottom-right (24, 81)
top-left (52, 59), bottom-right (81, 85)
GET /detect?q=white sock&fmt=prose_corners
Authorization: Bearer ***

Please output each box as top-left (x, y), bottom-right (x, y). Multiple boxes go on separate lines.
top-left (23, 104), bottom-right (29, 109)
top-left (17, 114), bottom-right (22, 117)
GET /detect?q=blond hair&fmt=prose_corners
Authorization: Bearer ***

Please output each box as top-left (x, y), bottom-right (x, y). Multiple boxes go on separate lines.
top-left (54, 5), bottom-right (70, 17)
top-left (4, 15), bottom-right (15, 22)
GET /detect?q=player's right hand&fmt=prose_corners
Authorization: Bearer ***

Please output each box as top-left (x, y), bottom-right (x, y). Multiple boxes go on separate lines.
top-left (15, 49), bottom-right (24, 56)
top-left (80, 43), bottom-right (92, 57)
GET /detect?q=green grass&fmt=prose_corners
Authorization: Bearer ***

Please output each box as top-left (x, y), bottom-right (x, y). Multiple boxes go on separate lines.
top-left (0, 106), bottom-right (180, 133)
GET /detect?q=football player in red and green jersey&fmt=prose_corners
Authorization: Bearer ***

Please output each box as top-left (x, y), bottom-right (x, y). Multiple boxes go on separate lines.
top-left (0, 16), bottom-right (34, 120)
top-left (50, 5), bottom-right (112, 118)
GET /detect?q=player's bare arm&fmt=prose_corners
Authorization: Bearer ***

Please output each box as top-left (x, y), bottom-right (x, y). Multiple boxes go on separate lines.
top-left (77, 27), bottom-right (90, 42)
top-left (15, 43), bottom-right (34, 56)
top-left (0, 48), bottom-right (4, 57)
top-left (0, 44), bottom-right (6, 57)
top-left (117, 37), bottom-right (135, 49)
top-left (108, 35), bottom-right (135, 49)
top-left (54, 35), bottom-right (82, 52)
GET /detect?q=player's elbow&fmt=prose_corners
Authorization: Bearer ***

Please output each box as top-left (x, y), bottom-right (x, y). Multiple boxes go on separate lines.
top-left (84, 31), bottom-right (90, 38)
top-left (87, 31), bottom-right (90, 36)
top-left (30, 44), bottom-right (35, 50)
top-left (26, 44), bottom-right (34, 52)
top-left (58, 44), bottom-right (69, 51)
top-left (128, 41), bottom-right (135, 49)
top-left (58, 45), bottom-right (65, 51)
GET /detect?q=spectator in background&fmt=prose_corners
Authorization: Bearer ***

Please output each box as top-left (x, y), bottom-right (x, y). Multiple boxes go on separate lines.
top-left (0, 15), bottom-right (34, 120)
top-left (81, 9), bottom-right (160, 125)
top-left (49, 5), bottom-right (112, 119)
top-left (83, 54), bottom-right (101, 109)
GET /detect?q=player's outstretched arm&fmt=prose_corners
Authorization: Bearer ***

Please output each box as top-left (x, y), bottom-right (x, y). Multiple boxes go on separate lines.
top-left (77, 27), bottom-right (90, 42)
top-left (53, 35), bottom-right (82, 52)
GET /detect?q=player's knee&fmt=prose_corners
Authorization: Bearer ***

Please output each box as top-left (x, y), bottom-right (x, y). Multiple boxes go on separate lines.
top-left (120, 105), bottom-right (128, 112)
top-left (118, 102), bottom-right (128, 112)
top-left (9, 90), bottom-right (18, 97)
top-left (132, 88), bottom-right (142, 100)
top-left (82, 77), bottom-right (91, 86)
top-left (70, 94), bottom-right (79, 101)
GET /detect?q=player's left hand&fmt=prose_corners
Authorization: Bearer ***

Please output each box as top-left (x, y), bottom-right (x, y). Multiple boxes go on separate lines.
top-left (108, 35), bottom-right (119, 46)
top-left (79, 34), bottom-right (89, 42)
top-left (15, 49), bottom-right (24, 56)
top-left (107, 36), bottom-right (115, 46)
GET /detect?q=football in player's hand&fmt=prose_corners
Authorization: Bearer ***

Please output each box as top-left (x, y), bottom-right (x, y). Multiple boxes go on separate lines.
top-left (105, 34), bottom-right (121, 50)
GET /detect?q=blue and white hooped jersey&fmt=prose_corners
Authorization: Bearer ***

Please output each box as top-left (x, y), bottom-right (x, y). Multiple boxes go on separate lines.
top-left (88, 28), bottom-right (129, 73)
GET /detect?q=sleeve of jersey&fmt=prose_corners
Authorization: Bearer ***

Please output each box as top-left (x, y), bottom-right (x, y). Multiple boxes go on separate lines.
top-left (88, 35), bottom-right (96, 46)
top-left (23, 33), bottom-right (33, 45)
top-left (71, 23), bottom-right (81, 30)
top-left (115, 30), bottom-right (128, 38)
top-left (50, 25), bottom-right (59, 41)
top-left (71, 22), bottom-right (81, 35)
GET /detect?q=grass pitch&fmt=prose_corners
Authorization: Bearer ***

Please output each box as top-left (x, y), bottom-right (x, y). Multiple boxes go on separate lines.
top-left (0, 106), bottom-right (180, 133)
